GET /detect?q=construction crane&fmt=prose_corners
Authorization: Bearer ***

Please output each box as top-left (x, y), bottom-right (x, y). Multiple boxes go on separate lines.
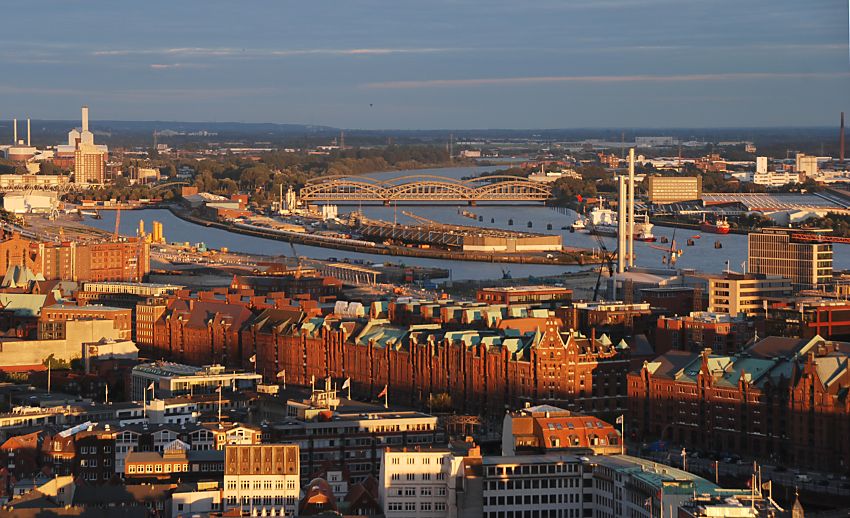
top-left (648, 228), bottom-right (682, 266)
top-left (113, 208), bottom-right (121, 241)
top-left (790, 233), bottom-right (850, 244)
top-left (289, 241), bottom-right (304, 279)
top-left (586, 221), bottom-right (616, 301)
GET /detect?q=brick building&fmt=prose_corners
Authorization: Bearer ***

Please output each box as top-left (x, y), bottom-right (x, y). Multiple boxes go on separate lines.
top-left (42, 427), bottom-right (116, 483)
top-left (765, 299), bottom-right (850, 340)
top-left (653, 312), bottom-right (755, 355)
top-left (39, 303), bottom-right (133, 341)
top-left (245, 315), bottom-right (630, 421)
top-left (629, 335), bottom-right (850, 472)
top-left (476, 286), bottom-right (572, 307)
top-left (640, 286), bottom-right (705, 316)
top-left (0, 234), bottom-right (150, 283)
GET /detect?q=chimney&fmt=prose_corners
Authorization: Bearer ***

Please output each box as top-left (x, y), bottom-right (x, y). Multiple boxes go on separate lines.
top-left (81, 105), bottom-right (89, 132)
top-left (841, 111), bottom-right (845, 163)
top-left (27, 118), bottom-right (30, 146)
top-left (13, 118), bottom-right (17, 144)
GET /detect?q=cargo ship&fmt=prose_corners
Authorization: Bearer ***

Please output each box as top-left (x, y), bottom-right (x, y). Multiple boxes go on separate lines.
top-left (700, 217), bottom-right (730, 234)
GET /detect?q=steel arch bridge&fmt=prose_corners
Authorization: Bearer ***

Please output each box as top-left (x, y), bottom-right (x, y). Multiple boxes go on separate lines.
top-left (299, 174), bottom-right (553, 203)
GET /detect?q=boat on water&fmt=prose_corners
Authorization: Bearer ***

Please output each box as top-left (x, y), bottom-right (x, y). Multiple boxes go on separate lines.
top-left (570, 218), bottom-right (586, 232)
top-left (700, 217), bottom-right (730, 234)
top-left (633, 214), bottom-right (656, 242)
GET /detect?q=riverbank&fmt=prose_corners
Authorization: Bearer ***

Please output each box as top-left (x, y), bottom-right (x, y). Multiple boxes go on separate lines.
top-left (166, 205), bottom-right (599, 266)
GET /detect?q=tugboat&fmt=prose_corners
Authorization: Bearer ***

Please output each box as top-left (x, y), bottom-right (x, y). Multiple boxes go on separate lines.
top-left (570, 218), bottom-right (587, 232)
top-left (700, 215), bottom-right (731, 234)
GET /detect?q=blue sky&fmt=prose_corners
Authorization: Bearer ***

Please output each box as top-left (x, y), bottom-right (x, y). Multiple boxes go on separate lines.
top-left (1, 0), bottom-right (848, 128)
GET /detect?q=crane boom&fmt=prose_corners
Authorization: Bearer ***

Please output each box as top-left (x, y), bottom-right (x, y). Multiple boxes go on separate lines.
top-left (113, 208), bottom-right (121, 241)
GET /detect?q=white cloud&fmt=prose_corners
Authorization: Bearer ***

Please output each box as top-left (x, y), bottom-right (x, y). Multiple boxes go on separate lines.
top-left (365, 71), bottom-right (850, 89)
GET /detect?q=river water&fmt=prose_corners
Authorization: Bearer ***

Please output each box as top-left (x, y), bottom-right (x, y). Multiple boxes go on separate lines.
top-left (82, 165), bottom-right (850, 280)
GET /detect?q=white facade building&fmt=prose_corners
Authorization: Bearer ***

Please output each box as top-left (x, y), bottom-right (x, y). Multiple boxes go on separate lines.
top-left (752, 170), bottom-right (800, 187)
top-left (379, 447), bottom-right (463, 518)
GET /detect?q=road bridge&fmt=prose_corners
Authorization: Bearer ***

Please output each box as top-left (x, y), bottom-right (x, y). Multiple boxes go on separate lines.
top-left (299, 174), bottom-right (553, 204)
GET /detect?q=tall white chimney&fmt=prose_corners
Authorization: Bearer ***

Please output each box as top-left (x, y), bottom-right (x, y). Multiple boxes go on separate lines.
top-left (27, 118), bottom-right (31, 146)
top-left (627, 148), bottom-right (635, 268)
top-left (617, 175), bottom-right (626, 274)
top-left (81, 105), bottom-right (89, 132)
top-left (13, 118), bottom-right (17, 144)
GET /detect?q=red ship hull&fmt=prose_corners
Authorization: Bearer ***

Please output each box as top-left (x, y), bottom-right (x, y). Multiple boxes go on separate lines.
top-left (700, 222), bottom-right (730, 234)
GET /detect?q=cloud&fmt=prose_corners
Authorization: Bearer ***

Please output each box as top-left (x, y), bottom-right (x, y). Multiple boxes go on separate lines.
top-left (365, 71), bottom-right (850, 89)
top-left (95, 46), bottom-right (464, 58)
top-left (149, 63), bottom-right (207, 70)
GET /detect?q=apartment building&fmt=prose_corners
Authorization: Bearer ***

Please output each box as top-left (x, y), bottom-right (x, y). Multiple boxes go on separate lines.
top-left (379, 447), bottom-right (458, 517)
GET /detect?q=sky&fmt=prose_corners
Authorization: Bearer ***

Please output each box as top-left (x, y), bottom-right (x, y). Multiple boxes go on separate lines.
top-left (1, 0), bottom-right (849, 129)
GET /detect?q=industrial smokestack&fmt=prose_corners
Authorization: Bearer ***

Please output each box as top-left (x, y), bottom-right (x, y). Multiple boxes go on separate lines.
top-left (12, 118), bottom-right (17, 144)
top-left (617, 175), bottom-right (626, 274)
top-left (841, 111), bottom-right (845, 162)
top-left (27, 118), bottom-right (30, 147)
top-left (626, 148), bottom-right (635, 268)
top-left (81, 105), bottom-right (89, 132)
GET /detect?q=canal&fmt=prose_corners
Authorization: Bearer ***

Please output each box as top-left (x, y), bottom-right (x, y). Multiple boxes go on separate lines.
top-left (83, 165), bottom-right (850, 280)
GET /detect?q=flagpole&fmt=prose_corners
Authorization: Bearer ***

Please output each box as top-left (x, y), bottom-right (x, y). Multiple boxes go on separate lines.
top-left (47, 361), bottom-right (51, 393)
top-left (143, 383), bottom-right (146, 419)
top-left (282, 370), bottom-right (286, 390)
top-left (384, 386), bottom-right (388, 409)
top-left (620, 415), bottom-right (625, 455)
top-left (218, 383), bottom-right (222, 424)
top-left (105, 383), bottom-right (109, 405)
top-left (347, 379), bottom-right (351, 400)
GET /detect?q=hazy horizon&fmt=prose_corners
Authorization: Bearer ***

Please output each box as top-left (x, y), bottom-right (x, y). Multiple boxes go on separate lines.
top-left (2, 0), bottom-right (848, 129)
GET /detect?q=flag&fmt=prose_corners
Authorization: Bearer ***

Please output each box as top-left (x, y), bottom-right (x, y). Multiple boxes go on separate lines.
top-left (215, 385), bottom-right (222, 393)
top-left (576, 194), bottom-right (583, 203)
top-left (377, 385), bottom-right (387, 399)
top-left (615, 415), bottom-right (624, 425)
top-left (342, 378), bottom-right (351, 390)
top-left (249, 354), bottom-right (256, 363)
top-left (644, 497), bottom-right (651, 508)
top-left (276, 370), bottom-right (286, 378)
top-left (147, 382), bottom-right (155, 391)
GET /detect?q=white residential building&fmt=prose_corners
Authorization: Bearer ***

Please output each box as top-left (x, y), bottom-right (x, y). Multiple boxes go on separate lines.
top-left (379, 447), bottom-right (465, 518)
top-left (752, 170), bottom-right (800, 187)
top-left (223, 444), bottom-right (300, 517)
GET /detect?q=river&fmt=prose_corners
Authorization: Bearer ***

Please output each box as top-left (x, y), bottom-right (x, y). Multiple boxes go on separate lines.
top-left (82, 165), bottom-right (850, 280)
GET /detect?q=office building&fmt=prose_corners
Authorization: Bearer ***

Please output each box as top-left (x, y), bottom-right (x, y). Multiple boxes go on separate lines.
top-left (259, 384), bottom-right (442, 485)
top-left (223, 444), bottom-right (300, 517)
top-left (130, 361), bottom-right (262, 401)
top-left (748, 228), bottom-right (833, 290)
top-left (752, 169), bottom-right (800, 186)
top-left (646, 175), bottom-right (702, 204)
top-left (707, 272), bottom-right (792, 316)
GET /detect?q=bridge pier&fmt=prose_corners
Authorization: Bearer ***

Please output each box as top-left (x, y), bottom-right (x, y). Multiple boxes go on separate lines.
top-left (383, 200), bottom-right (391, 206)
top-left (468, 200), bottom-right (477, 206)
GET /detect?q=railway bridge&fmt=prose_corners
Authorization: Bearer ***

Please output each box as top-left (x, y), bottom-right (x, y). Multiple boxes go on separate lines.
top-left (299, 174), bottom-right (553, 204)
